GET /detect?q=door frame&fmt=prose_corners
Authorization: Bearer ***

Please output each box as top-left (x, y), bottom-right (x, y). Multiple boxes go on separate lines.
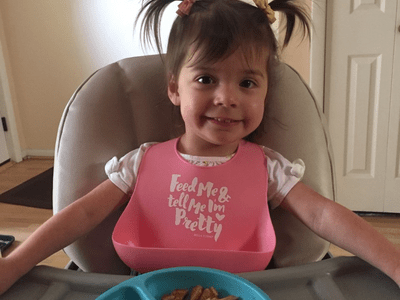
top-left (0, 52), bottom-right (23, 163)
top-left (0, 12), bottom-right (23, 162)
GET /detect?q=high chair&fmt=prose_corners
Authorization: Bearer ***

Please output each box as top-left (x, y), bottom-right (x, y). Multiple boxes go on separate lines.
top-left (53, 54), bottom-right (336, 275)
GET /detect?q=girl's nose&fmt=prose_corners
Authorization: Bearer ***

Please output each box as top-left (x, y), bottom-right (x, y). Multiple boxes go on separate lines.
top-left (213, 85), bottom-right (238, 108)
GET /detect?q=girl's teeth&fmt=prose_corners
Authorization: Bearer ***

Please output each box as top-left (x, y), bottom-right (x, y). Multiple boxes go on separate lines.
top-left (215, 118), bottom-right (231, 123)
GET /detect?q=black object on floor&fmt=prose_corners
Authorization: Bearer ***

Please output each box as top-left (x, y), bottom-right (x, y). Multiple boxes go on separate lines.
top-left (0, 168), bottom-right (53, 209)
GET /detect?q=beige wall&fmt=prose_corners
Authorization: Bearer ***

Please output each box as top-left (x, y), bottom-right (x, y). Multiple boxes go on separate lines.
top-left (280, 0), bottom-right (311, 83)
top-left (0, 0), bottom-right (310, 157)
top-left (1, 2), bottom-right (86, 155)
top-left (281, 28), bottom-right (310, 83)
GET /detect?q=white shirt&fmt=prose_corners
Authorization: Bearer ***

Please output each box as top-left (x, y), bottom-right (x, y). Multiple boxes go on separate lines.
top-left (105, 142), bottom-right (305, 209)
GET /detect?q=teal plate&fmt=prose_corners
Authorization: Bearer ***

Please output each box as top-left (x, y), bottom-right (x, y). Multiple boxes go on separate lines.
top-left (96, 267), bottom-right (271, 300)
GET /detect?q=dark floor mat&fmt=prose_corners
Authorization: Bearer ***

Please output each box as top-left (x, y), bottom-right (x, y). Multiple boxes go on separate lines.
top-left (0, 168), bottom-right (53, 209)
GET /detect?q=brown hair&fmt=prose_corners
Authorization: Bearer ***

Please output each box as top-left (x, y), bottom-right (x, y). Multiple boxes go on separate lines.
top-left (137, 0), bottom-right (311, 139)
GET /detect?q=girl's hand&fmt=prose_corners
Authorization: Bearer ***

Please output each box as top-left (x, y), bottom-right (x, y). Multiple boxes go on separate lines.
top-left (393, 264), bottom-right (400, 288)
top-left (0, 179), bottom-right (129, 296)
top-left (281, 182), bottom-right (400, 289)
top-left (0, 257), bottom-right (21, 295)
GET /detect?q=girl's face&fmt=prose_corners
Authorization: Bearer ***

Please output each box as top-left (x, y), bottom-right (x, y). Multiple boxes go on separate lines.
top-left (168, 48), bottom-right (269, 156)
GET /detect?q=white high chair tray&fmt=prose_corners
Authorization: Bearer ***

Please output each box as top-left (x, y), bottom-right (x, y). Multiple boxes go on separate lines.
top-left (1, 257), bottom-right (399, 300)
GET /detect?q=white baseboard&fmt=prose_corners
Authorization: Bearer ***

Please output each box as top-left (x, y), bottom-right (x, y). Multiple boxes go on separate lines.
top-left (22, 149), bottom-right (55, 158)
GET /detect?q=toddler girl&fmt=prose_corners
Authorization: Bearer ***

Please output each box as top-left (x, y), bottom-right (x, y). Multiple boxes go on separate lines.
top-left (1, 0), bottom-right (399, 294)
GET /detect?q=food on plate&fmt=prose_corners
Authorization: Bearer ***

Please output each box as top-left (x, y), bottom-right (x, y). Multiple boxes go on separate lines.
top-left (161, 285), bottom-right (239, 300)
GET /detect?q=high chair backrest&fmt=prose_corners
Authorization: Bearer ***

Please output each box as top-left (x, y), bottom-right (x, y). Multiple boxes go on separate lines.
top-left (53, 55), bottom-right (336, 274)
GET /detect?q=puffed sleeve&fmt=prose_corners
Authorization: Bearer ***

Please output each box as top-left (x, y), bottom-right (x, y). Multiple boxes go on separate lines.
top-left (263, 146), bottom-right (305, 209)
top-left (105, 142), bottom-right (157, 195)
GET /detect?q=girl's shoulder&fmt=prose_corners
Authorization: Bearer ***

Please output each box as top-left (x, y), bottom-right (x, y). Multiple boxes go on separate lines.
top-left (260, 145), bottom-right (306, 208)
top-left (260, 145), bottom-right (305, 178)
top-left (259, 145), bottom-right (286, 162)
top-left (105, 142), bottom-right (158, 195)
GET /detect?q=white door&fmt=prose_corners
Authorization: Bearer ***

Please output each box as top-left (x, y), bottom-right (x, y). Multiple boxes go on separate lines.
top-left (385, 6), bottom-right (400, 212)
top-left (325, 0), bottom-right (400, 212)
top-left (0, 113), bottom-right (10, 165)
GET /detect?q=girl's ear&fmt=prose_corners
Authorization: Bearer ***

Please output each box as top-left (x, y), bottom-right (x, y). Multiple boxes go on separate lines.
top-left (168, 74), bottom-right (180, 106)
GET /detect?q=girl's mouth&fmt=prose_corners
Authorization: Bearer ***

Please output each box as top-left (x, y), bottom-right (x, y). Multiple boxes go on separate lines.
top-left (207, 117), bottom-right (240, 126)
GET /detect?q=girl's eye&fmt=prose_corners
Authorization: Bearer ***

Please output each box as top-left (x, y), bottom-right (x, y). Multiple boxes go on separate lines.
top-left (240, 80), bottom-right (256, 88)
top-left (196, 76), bottom-right (215, 85)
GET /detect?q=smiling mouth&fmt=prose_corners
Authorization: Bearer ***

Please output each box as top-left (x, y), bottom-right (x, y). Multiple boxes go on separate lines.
top-left (206, 117), bottom-right (241, 126)
top-left (212, 118), bottom-right (238, 123)
top-left (207, 117), bottom-right (240, 123)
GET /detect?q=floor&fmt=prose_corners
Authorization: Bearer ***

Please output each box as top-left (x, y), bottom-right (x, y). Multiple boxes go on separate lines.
top-left (0, 158), bottom-right (70, 268)
top-left (0, 158), bottom-right (399, 269)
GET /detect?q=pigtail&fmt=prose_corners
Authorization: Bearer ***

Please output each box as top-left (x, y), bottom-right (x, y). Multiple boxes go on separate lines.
top-left (135, 0), bottom-right (175, 54)
top-left (269, 0), bottom-right (311, 47)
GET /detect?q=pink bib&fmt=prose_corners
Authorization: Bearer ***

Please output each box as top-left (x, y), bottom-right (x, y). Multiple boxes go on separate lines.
top-left (112, 138), bottom-right (276, 273)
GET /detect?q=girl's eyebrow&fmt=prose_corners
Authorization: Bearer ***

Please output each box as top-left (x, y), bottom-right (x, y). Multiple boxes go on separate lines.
top-left (191, 66), bottom-right (266, 78)
top-left (189, 65), bottom-right (214, 72)
top-left (243, 69), bottom-right (266, 78)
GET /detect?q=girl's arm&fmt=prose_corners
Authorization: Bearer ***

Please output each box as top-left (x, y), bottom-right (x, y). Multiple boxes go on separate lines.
top-left (281, 182), bottom-right (400, 286)
top-left (0, 179), bottom-right (129, 295)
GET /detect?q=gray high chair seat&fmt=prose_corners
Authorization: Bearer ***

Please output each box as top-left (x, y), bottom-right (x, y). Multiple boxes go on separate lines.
top-left (53, 54), bottom-right (336, 275)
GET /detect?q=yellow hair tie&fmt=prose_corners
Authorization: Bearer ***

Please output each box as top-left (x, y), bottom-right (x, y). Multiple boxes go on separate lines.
top-left (240, 0), bottom-right (277, 24)
top-left (177, 0), bottom-right (197, 17)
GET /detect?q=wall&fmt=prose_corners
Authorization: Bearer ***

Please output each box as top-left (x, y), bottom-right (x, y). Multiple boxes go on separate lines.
top-left (0, 0), bottom-right (310, 157)
top-left (281, 25), bottom-right (310, 83)
top-left (280, 0), bottom-right (311, 83)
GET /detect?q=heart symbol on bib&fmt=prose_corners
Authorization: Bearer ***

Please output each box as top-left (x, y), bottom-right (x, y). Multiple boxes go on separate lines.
top-left (215, 213), bottom-right (225, 221)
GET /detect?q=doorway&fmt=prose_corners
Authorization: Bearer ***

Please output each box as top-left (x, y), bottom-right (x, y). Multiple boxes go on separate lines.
top-left (0, 109), bottom-right (9, 165)
top-left (324, 0), bottom-right (400, 212)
